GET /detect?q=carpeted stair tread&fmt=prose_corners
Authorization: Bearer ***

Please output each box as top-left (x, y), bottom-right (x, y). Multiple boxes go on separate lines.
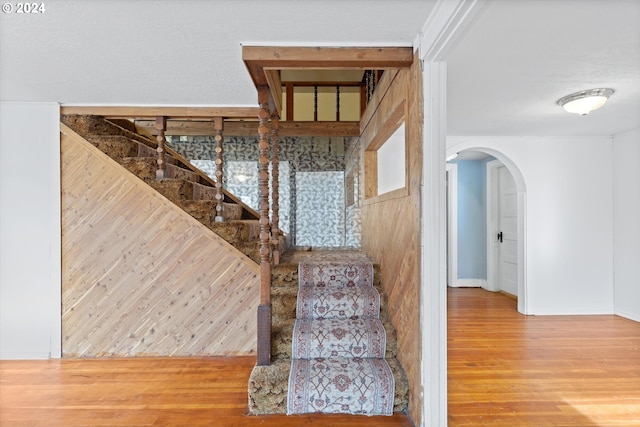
top-left (248, 355), bottom-right (408, 415)
top-left (149, 179), bottom-right (194, 204)
top-left (272, 262), bottom-right (382, 288)
top-left (298, 261), bottom-right (374, 288)
top-left (287, 356), bottom-right (395, 415)
top-left (296, 285), bottom-right (381, 320)
top-left (85, 135), bottom-right (139, 162)
top-left (272, 318), bottom-right (398, 360)
top-left (272, 285), bottom-right (389, 323)
top-left (233, 240), bottom-right (261, 263)
top-left (62, 114), bottom-right (155, 146)
top-left (208, 220), bottom-right (260, 244)
top-left (122, 157), bottom-right (196, 182)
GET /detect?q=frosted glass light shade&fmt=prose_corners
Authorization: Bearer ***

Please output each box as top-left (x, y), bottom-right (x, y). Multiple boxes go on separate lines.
top-left (557, 88), bottom-right (614, 115)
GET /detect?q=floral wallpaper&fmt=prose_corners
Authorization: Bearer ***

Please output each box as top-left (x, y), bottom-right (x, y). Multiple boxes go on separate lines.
top-left (168, 134), bottom-right (360, 248)
top-left (295, 171), bottom-right (345, 247)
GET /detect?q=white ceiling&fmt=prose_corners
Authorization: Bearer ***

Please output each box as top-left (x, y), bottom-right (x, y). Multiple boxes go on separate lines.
top-left (1, 0), bottom-right (638, 137)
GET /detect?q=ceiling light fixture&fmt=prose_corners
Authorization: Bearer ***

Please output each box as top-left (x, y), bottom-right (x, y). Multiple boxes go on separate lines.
top-left (557, 88), bottom-right (614, 116)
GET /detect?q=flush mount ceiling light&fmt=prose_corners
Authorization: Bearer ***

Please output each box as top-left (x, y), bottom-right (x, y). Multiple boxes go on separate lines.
top-left (557, 88), bottom-right (614, 116)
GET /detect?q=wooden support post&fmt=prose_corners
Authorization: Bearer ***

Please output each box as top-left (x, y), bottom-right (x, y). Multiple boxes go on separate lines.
top-left (155, 116), bottom-right (167, 180)
top-left (313, 85), bottom-right (318, 122)
top-left (257, 87), bottom-right (272, 366)
top-left (270, 114), bottom-right (281, 265)
top-left (213, 117), bottom-right (224, 222)
top-left (336, 86), bottom-right (341, 122)
top-left (286, 83), bottom-right (294, 121)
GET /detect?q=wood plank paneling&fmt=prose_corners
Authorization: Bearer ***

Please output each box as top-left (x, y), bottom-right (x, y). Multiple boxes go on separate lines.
top-left (60, 129), bottom-right (259, 357)
top-left (361, 53), bottom-right (423, 425)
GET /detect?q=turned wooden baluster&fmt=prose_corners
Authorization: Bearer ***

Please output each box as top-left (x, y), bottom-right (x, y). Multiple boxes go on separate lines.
top-left (213, 117), bottom-right (224, 222)
top-left (256, 87), bottom-right (272, 366)
top-left (155, 116), bottom-right (167, 180)
top-left (270, 114), bottom-right (281, 265)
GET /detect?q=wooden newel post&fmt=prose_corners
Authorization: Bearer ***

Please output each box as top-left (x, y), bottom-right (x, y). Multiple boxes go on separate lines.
top-left (257, 87), bottom-right (272, 366)
top-left (213, 117), bottom-right (224, 222)
top-left (155, 116), bottom-right (167, 180)
top-left (270, 114), bottom-right (281, 265)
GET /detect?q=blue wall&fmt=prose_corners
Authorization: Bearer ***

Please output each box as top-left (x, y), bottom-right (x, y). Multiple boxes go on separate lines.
top-left (454, 159), bottom-right (489, 279)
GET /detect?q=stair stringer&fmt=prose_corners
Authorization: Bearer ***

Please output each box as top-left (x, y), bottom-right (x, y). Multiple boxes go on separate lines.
top-left (61, 126), bottom-right (259, 357)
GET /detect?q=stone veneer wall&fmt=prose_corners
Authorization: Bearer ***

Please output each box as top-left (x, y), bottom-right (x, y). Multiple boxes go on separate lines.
top-left (168, 135), bottom-right (362, 248)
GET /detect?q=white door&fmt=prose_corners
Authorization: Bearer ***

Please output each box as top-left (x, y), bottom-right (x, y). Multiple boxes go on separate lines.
top-left (497, 166), bottom-right (518, 296)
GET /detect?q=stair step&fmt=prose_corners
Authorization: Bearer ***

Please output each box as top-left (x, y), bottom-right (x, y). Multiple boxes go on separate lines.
top-left (248, 355), bottom-right (408, 415)
top-left (208, 220), bottom-right (260, 244)
top-left (271, 285), bottom-right (389, 323)
top-left (272, 262), bottom-right (381, 288)
top-left (272, 318), bottom-right (397, 360)
top-left (149, 179), bottom-right (194, 204)
top-left (62, 114), bottom-right (154, 146)
top-left (233, 240), bottom-right (261, 263)
top-left (122, 157), bottom-right (196, 182)
top-left (178, 200), bottom-right (244, 225)
top-left (86, 135), bottom-right (139, 162)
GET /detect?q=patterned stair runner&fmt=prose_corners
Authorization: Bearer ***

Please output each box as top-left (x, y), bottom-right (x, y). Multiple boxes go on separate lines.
top-left (287, 261), bottom-right (395, 416)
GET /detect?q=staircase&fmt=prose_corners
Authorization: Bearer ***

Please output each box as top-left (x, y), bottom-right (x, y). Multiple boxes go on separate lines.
top-left (248, 250), bottom-right (409, 415)
top-left (61, 114), bottom-right (263, 263)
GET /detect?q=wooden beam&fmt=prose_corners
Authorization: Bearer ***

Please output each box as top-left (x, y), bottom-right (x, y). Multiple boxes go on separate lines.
top-left (135, 120), bottom-right (361, 137)
top-left (242, 46), bottom-right (414, 70)
top-left (60, 106), bottom-right (259, 119)
top-left (264, 70), bottom-right (283, 118)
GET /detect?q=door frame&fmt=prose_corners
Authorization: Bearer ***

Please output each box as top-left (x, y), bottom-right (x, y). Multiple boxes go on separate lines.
top-left (447, 147), bottom-right (529, 314)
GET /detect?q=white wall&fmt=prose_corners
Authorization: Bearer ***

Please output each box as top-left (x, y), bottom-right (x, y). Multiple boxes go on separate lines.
top-left (613, 127), bottom-right (640, 321)
top-left (0, 102), bottom-right (61, 359)
top-left (448, 136), bottom-right (615, 315)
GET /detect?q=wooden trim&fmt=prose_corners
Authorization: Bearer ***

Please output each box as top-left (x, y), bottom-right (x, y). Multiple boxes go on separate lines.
top-left (363, 186), bottom-right (409, 206)
top-left (265, 70), bottom-right (283, 118)
top-left (60, 106), bottom-right (259, 119)
top-left (285, 83), bottom-right (294, 121)
top-left (360, 69), bottom-right (399, 135)
top-left (135, 119), bottom-right (360, 137)
top-left (242, 46), bottom-right (414, 70)
top-left (256, 305), bottom-right (272, 366)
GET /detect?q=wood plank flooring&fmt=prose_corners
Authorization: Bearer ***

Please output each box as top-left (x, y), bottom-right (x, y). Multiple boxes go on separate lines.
top-left (0, 357), bottom-right (412, 427)
top-left (448, 287), bottom-right (640, 426)
top-left (2, 288), bottom-right (638, 426)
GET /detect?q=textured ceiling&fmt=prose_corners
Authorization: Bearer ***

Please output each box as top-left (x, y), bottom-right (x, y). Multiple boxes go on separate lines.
top-left (1, 0), bottom-right (638, 137)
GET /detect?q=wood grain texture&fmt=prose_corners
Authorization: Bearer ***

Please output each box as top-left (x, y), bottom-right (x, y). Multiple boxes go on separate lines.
top-left (60, 128), bottom-right (260, 357)
top-left (448, 288), bottom-right (640, 427)
top-left (360, 53), bottom-right (423, 426)
top-left (60, 106), bottom-right (259, 119)
top-left (0, 357), bottom-right (414, 427)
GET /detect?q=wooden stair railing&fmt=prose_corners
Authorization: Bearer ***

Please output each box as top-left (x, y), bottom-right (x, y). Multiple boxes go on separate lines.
top-left (213, 117), bottom-right (225, 222)
top-left (257, 87), bottom-right (272, 366)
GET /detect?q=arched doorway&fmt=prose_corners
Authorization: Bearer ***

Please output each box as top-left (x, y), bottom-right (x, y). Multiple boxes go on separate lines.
top-left (446, 147), bottom-right (528, 314)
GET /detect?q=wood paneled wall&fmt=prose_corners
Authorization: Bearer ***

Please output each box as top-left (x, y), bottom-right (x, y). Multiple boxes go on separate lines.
top-left (361, 54), bottom-right (423, 425)
top-left (60, 128), bottom-right (259, 357)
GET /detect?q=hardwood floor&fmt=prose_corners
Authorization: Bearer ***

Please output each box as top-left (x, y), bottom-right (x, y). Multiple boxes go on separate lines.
top-left (0, 356), bottom-right (412, 427)
top-left (448, 287), bottom-right (640, 427)
top-left (2, 288), bottom-right (638, 426)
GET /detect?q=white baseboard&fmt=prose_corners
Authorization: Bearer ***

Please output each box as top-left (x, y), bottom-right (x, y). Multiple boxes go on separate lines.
top-left (614, 309), bottom-right (640, 323)
top-left (448, 278), bottom-right (487, 288)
